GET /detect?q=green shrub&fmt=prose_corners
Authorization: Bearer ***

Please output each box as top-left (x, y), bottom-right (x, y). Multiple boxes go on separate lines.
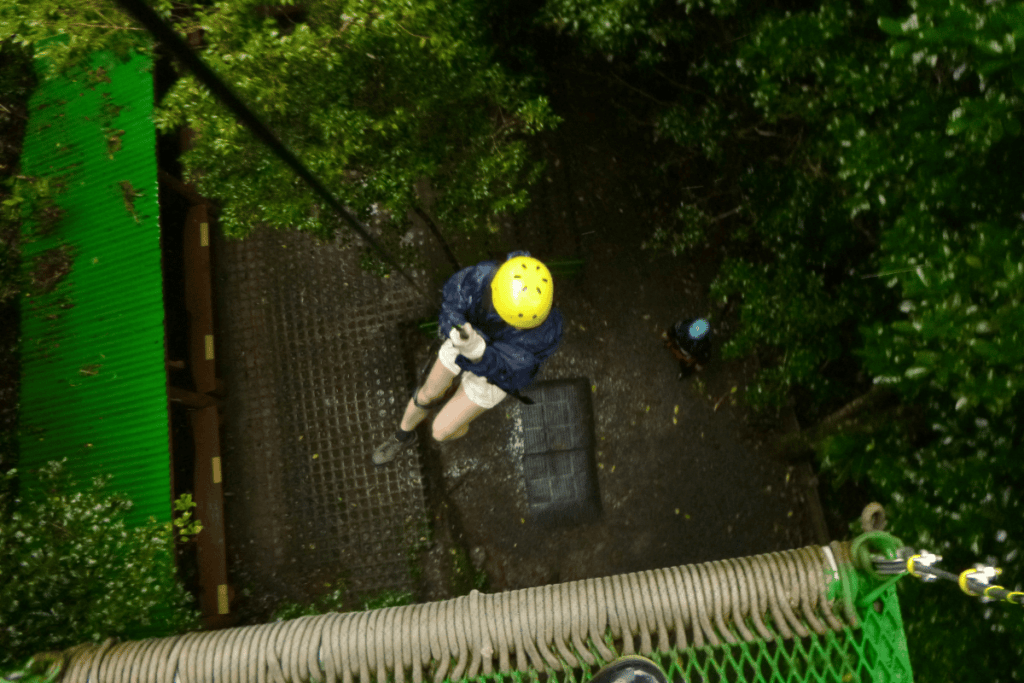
top-left (0, 459), bottom-right (201, 670)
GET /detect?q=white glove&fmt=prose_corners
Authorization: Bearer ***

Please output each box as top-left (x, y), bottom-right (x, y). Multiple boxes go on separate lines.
top-left (450, 322), bottom-right (486, 362)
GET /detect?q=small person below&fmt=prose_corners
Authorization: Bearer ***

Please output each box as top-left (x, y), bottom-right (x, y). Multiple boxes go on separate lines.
top-left (373, 251), bottom-right (564, 466)
top-left (663, 316), bottom-right (711, 380)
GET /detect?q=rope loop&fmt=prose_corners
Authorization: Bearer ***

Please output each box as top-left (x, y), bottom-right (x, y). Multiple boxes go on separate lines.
top-left (50, 544), bottom-right (858, 683)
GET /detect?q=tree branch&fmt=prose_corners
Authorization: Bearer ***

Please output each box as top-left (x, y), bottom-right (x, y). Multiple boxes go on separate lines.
top-left (609, 71), bottom-right (671, 107)
top-left (725, 32), bottom-right (753, 44)
top-left (653, 68), bottom-right (711, 98)
top-left (394, 22), bottom-right (428, 40)
top-left (820, 385), bottom-right (899, 428)
top-left (805, 155), bottom-right (824, 178)
top-left (48, 22), bottom-right (145, 31)
top-left (709, 206), bottom-right (744, 223)
top-left (773, 385), bottom-right (901, 462)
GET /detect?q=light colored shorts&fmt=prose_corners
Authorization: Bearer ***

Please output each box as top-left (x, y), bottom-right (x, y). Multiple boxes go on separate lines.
top-left (438, 340), bottom-right (508, 409)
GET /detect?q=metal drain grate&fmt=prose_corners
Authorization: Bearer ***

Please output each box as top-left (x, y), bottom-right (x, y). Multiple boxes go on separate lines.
top-left (514, 378), bottom-right (600, 526)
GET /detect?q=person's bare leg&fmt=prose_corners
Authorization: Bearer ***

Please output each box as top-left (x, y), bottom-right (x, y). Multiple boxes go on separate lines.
top-left (431, 384), bottom-right (488, 442)
top-left (399, 358), bottom-right (457, 431)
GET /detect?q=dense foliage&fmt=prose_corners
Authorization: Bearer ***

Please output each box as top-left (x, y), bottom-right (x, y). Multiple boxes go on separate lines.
top-left (2, 0), bottom-right (558, 272)
top-left (0, 38), bottom-right (33, 299)
top-left (152, 0), bottom-right (558, 269)
top-left (0, 38), bottom-right (36, 470)
top-left (544, 0), bottom-right (1023, 678)
top-left (0, 0), bottom-right (172, 79)
top-left (0, 460), bottom-right (201, 670)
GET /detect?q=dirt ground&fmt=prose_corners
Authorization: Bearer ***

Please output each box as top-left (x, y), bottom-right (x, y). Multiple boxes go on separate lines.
top-left (404, 60), bottom-right (826, 600)
top-left (203, 54), bottom-right (842, 621)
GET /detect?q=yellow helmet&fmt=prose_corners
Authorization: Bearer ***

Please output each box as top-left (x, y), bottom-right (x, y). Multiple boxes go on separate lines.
top-left (491, 256), bottom-right (553, 329)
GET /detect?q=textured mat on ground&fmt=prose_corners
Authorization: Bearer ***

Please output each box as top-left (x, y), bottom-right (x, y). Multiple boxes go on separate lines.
top-left (213, 227), bottom-right (433, 604)
top-left (507, 378), bottom-right (600, 526)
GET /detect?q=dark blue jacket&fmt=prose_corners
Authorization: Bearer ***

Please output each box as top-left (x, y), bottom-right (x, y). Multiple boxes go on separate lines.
top-left (438, 251), bottom-right (563, 394)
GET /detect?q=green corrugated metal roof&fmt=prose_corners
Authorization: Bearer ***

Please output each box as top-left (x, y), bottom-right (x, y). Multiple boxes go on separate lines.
top-left (18, 49), bottom-right (170, 528)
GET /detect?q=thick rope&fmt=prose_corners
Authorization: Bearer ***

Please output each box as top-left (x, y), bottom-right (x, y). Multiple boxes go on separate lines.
top-left (58, 544), bottom-right (860, 683)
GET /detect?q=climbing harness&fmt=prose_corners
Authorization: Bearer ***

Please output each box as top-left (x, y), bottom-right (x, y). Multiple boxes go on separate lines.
top-left (417, 340), bottom-right (535, 407)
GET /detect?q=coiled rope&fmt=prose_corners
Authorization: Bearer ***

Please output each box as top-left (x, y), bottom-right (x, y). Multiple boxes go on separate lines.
top-left (57, 542), bottom-right (860, 683)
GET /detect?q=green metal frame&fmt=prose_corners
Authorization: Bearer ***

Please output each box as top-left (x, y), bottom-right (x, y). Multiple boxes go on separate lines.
top-left (18, 48), bottom-right (170, 529)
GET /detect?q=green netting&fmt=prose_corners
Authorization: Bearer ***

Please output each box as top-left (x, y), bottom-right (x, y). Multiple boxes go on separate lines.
top-left (432, 583), bottom-right (910, 683)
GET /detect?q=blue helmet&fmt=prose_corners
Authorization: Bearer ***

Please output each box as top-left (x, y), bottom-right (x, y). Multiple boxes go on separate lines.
top-left (688, 318), bottom-right (709, 340)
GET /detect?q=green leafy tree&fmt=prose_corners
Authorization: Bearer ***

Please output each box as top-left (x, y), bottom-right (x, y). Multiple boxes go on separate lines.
top-left (839, 7), bottom-right (1024, 674)
top-left (831, 217), bottom-right (1024, 680)
top-left (150, 0), bottom-right (558, 268)
top-left (656, 0), bottom-right (910, 421)
top-left (540, 0), bottom-right (709, 65)
top-left (0, 0), bottom-right (171, 79)
top-left (2, 0), bottom-right (558, 273)
top-left (545, 0), bottom-right (1023, 678)
top-left (0, 459), bottom-right (201, 670)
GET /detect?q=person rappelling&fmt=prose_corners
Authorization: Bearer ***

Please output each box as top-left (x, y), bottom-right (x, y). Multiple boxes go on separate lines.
top-left (373, 251), bottom-right (564, 465)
